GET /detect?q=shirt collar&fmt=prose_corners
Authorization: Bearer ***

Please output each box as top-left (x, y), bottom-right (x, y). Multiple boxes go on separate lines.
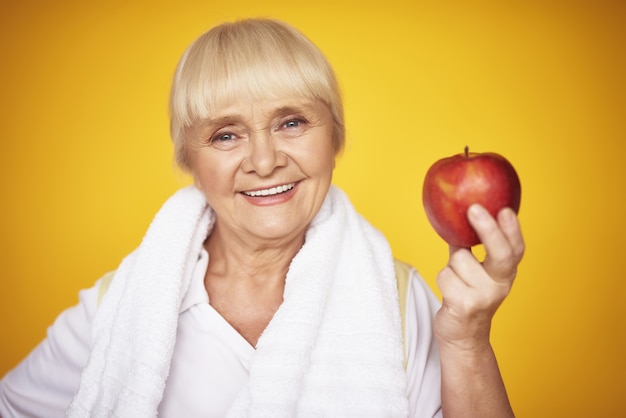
top-left (179, 248), bottom-right (210, 313)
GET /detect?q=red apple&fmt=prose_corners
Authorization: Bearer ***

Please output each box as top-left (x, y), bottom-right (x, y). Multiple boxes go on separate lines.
top-left (422, 146), bottom-right (521, 247)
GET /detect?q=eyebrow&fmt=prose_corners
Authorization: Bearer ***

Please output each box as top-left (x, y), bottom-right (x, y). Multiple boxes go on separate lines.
top-left (201, 115), bottom-right (242, 129)
top-left (270, 104), bottom-right (316, 119)
top-left (200, 101), bottom-right (322, 129)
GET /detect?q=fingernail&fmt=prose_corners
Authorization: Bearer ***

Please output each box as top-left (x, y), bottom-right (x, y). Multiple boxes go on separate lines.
top-left (468, 204), bottom-right (487, 220)
top-left (500, 207), bottom-right (515, 225)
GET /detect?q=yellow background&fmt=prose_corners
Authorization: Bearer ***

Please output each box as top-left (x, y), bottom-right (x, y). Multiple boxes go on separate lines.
top-left (1, 0), bottom-right (624, 416)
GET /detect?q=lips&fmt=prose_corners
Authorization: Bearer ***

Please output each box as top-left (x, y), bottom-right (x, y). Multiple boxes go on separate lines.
top-left (242, 183), bottom-right (296, 197)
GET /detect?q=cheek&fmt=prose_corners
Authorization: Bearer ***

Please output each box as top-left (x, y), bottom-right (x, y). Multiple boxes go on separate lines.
top-left (307, 128), bottom-right (337, 172)
top-left (321, 151), bottom-right (336, 174)
top-left (319, 138), bottom-right (338, 173)
top-left (190, 152), bottom-right (233, 192)
top-left (296, 146), bottom-right (334, 176)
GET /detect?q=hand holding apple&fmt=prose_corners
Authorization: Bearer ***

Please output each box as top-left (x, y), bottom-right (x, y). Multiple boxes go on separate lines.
top-left (422, 147), bottom-right (521, 247)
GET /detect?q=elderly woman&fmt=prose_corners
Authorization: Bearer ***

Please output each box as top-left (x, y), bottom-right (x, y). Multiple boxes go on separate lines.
top-left (0, 19), bottom-right (523, 417)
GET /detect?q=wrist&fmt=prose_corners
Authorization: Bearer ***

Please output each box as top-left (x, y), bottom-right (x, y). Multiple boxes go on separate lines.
top-left (434, 308), bottom-right (493, 352)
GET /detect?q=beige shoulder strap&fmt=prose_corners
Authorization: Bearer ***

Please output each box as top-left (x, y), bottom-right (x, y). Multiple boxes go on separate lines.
top-left (96, 271), bottom-right (116, 306)
top-left (393, 259), bottom-right (411, 368)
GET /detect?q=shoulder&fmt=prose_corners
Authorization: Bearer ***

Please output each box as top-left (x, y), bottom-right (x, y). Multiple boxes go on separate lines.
top-left (394, 259), bottom-right (441, 338)
top-left (0, 273), bottom-right (113, 416)
top-left (394, 259), bottom-right (440, 310)
top-left (395, 260), bottom-right (443, 416)
top-left (393, 259), bottom-right (413, 325)
top-left (97, 270), bottom-right (116, 306)
top-left (393, 258), bottom-right (413, 281)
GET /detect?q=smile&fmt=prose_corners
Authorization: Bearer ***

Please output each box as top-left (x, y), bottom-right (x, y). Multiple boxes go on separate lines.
top-left (242, 183), bottom-right (296, 197)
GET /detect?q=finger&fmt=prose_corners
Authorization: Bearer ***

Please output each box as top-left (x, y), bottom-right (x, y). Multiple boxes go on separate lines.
top-left (437, 257), bottom-right (501, 320)
top-left (448, 244), bottom-right (470, 259)
top-left (497, 207), bottom-right (525, 264)
top-left (436, 265), bottom-right (472, 309)
top-left (466, 204), bottom-right (517, 282)
top-left (446, 246), bottom-right (485, 288)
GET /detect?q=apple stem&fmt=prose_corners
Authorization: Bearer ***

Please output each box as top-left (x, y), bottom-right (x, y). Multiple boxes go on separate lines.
top-left (464, 145), bottom-right (469, 158)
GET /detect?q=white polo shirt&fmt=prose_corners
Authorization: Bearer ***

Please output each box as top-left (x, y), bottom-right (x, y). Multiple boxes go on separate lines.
top-left (0, 250), bottom-right (442, 417)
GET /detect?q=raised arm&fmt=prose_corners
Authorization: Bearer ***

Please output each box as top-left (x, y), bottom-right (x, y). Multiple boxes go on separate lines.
top-left (434, 204), bottom-right (524, 417)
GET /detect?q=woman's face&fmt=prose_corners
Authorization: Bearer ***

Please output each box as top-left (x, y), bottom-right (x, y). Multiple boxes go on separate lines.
top-left (187, 97), bottom-right (336, 244)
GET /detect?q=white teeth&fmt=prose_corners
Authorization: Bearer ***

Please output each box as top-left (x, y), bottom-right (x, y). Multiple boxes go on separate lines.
top-left (243, 183), bottom-right (295, 197)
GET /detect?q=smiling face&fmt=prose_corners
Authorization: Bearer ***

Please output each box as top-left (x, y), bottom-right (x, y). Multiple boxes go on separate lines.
top-left (187, 97), bottom-right (336, 244)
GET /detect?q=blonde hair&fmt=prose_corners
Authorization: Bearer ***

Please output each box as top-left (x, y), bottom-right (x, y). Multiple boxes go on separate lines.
top-left (169, 18), bottom-right (345, 171)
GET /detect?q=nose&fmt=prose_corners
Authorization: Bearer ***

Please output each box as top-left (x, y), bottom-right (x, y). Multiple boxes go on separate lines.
top-left (242, 132), bottom-right (287, 176)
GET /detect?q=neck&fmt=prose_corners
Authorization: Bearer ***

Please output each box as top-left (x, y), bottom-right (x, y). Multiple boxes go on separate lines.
top-left (204, 221), bottom-right (304, 285)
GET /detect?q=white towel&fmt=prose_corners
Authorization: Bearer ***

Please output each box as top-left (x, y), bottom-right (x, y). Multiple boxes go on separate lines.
top-left (67, 185), bottom-right (408, 417)
top-left (67, 186), bottom-right (212, 417)
top-left (227, 186), bottom-right (408, 417)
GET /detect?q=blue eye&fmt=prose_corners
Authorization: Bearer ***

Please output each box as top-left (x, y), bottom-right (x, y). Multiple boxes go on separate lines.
top-left (212, 132), bottom-right (235, 142)
top-left (283, 119), bottom-right (305, 129)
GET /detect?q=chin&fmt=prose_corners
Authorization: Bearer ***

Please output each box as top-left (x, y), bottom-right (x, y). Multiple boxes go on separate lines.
top-left (246, 215), bottom-right (309, 243)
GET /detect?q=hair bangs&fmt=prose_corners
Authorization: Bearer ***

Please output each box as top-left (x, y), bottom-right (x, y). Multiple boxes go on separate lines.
top-left (169, 19), bottom-right (344, 171)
